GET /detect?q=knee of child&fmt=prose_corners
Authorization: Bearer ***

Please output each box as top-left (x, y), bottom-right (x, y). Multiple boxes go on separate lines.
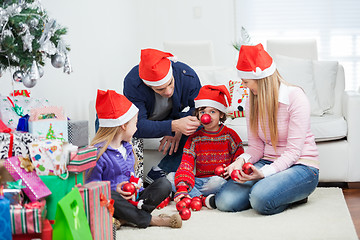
top-left (249, 191), bottom-right (275, 215)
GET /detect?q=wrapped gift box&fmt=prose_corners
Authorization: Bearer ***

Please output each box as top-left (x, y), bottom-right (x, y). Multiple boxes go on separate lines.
top-left (29, 106), bottom-right (68, 142)
top-left (0, 195), bottom-right (12, 240)
top-left (12, 219), bottom-right (53, 240)
top-left (0, 159), bottom-right (14, 184)
top-left (4, 189), bottom-right (23, 205)
top-left (78, 181), bottom-right (114, 240)
top-left (40, 172), bottom-right (84, 221)
top-left (0, 132), bottom-right (35, 159)
top-left (67, 146), bottom-right (97, 173)
top-left (29, 140), bottom-right (66, 176)
top-left (4, 156), bottom-right (51, 202)
top-left (10, 200), bottom-right (46, 234)
top-left (0, 96), bottom-right (50, 130)
top-left (68, 120), bottom-right (89, 147)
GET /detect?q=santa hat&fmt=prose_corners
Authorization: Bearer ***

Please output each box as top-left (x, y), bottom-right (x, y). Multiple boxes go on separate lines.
top-left (129, 173), bottom-right (143, 188)
top-left (139, 48), bottom-right (175, 87)
top-left (236, 43), bottom-right (276, 79)
top-left (194, 85), bottom-right (231, 113)
top-left (96, 89), bottom-right (138, 128)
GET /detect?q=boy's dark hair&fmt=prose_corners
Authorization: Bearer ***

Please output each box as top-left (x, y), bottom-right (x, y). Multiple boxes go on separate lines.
top-left (194, 107), bottom-right (227, 123)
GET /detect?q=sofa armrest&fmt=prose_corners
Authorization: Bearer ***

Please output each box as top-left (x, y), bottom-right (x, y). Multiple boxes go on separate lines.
top-left (342, 90), bottom-right (360, 181)
top-left (343, 91), bottom-right (360, 142)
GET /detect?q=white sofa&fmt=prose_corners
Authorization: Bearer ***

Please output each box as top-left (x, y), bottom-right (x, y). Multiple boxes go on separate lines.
top-left (142, 39), bottom-right (360, 183)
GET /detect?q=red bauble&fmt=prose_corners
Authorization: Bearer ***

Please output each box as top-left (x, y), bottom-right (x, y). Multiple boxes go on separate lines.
top-left (191, 196), bottom-right (202, 203)
top-left (179, 208), bottom-right (191, 220)
top-left (214, 165), bottom-right (225, 176)
top-left (156, 201), bottom-right (165, 209)
top-left (182, 197), bottom-right (192, 208)
top-left (190, 200), bottom-right (202, 211)
top-left (242, 162), bottom-right (253, 175)
top-left (231, 169), bottom-right (241, 181)
top-left (164, 196), bottom-right (171, 206)
top-left (176, 200), bottom-right (187, 211)
top-left (122, 183), bottom-right (136, 195)
top-left (200, 114), bottom-right (211, 124)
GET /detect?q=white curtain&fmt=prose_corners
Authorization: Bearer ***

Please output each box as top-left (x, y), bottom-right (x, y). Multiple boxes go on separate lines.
top-left (235, 0), bottom-right (360, 90)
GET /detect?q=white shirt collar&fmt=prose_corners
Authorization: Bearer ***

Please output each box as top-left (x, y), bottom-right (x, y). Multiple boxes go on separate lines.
top-left (278, 83), bottom-right (290, 105)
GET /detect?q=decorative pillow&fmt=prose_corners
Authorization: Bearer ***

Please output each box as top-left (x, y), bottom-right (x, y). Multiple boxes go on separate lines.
top-left (275, 55), bottom-right (324, 116)
top-left (228, 80), bottom-right (249, 118)
top-left (313, 60), bottom-right (338, 113)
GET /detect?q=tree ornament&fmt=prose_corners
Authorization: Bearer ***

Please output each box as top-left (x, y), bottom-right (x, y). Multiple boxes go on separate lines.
top-left (29, 60), bottom-right (40, 81)
top-left (242, 162), bottom-right (254, 175)
top-left (29, 18), bottom-right (39, 28)
top-left (214, 165), bottom-right (225, 176)
top-left (179, 208), bottom-right (191, 220)
top-left (38, 65), bottom-right (44, 78)
top-left (22, 74), bottom-right (37, 88)
top-left (13, 70), bottom-right (24, 82)
top-left (51, 54), bottom-right (65, 68)
top-left (63, 54), bottom-right (72, 74)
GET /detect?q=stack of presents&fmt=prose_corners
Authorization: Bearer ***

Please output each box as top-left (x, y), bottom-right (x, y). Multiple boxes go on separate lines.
top-left (0, 91), bottom-right (115, 240)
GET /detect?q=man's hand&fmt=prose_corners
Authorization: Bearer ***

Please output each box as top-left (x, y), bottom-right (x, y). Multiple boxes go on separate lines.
top-left (158, 131), bottom-right (182, 155)
top-left (172, 116), bottom-right (200, 136)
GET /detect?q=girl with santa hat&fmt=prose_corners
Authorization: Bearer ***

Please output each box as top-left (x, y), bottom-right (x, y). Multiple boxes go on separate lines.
top-left (87, 89), bottom-right (182, 228)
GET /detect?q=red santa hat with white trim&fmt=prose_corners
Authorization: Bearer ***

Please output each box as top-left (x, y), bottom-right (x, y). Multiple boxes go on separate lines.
top-left (194, 85), bottom-right (231, 113)
top-left (139, 48), bottom-right (176, 87)
top-left (96, 89), bottom-right (138, 128)
top-left (236, 43), bottom-right (276, 79)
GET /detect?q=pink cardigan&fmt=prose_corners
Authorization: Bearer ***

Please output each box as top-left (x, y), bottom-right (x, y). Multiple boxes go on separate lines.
top-left (240, 84), bottom-right (319, 177)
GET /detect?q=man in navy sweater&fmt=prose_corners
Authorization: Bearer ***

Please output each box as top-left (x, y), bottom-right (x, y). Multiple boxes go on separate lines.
top-left (123, 48), bottom-right (201, 184)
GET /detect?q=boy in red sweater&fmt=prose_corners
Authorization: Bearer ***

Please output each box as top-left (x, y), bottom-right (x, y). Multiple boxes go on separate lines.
top-left (167, 85), bottom-right (244, 208)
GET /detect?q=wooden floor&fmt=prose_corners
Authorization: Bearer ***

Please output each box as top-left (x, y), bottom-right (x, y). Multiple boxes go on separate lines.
top-left (343, 187), bottom-right (360, 239)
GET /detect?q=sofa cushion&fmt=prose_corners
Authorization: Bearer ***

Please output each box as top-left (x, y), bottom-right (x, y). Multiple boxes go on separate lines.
top-left (275, 55), bottom-right (324, 116)
top-left (313, 60), bottom-right (338, 113)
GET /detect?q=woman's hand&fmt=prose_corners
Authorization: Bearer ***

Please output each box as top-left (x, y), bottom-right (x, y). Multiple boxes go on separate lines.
top-left (116, 181), bottom-right (133, 200)
top-left (223, 157), bottom-right (245, 179)
top-left (234, 165), bottom-right (264, 183)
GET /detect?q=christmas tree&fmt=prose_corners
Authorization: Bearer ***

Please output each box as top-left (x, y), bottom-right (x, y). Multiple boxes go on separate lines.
top-left (0, 0), bottom-right (71, 88)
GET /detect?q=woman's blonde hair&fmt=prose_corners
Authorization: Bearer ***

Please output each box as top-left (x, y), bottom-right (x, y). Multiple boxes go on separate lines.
top-left (248, 69), bottom-right (287, 151)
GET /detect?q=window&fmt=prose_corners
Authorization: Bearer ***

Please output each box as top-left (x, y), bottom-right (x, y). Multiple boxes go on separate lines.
top-left (235, 0), bottom-right (360, 90)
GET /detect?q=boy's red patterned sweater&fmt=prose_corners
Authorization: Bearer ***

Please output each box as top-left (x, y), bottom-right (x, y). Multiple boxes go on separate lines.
top-left (174, 124), bottom-right (244, 191)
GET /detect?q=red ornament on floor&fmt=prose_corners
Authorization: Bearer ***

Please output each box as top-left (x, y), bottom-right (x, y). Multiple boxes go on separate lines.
top-left (200, 114), bottom-right (211, 124)
top-left (190, 200), bottom-right (202, 211)
top-left (179, 208), bottom-right (191, 220)
top-left (176, 200), bottom-right (187, 211)
top-left (191, 196), bottom-right (202, 203)
top-left (242, 162), bottom-right (253, 175)
top-left (182, 197), bottom-right (192, 208)
top-left (214, 165), bottom-right (225, 176)
top-left (122, 183), bottom-right (136, 195)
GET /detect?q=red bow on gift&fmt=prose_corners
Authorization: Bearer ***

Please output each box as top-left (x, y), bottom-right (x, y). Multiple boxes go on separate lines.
top-left (25, 201), bottom-right (45, 209)
top-left (100, 193), bottom-right (114, 216)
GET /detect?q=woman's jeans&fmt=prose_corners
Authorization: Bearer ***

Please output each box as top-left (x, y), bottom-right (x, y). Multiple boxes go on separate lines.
top-left (215, 159), bottom-right (319, 215)
top-left (167, 172), bottom-right (227, 197)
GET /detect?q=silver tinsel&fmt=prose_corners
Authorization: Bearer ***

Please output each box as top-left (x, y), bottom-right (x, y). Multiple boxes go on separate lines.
top-left (63, 54), bottom-right (72, 74)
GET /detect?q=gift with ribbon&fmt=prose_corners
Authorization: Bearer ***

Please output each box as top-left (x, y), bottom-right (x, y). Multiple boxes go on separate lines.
top-left (0, 186), bottom-right (12, 240)
top-left (53, 187), bottom-right (92, 240)
top-left (78, 181), bottom-right (114, 240)
top-left (4, 179), bottom-right (25, 205)
top-left (67, 145), bottom-right (97, 173)
top-left (0, 96), bottom-right (50, 130)
top-left (9, 199), bottom-right (46, 234)
top-left (4, 156), bottom-right (51, 202)
top-left (29, 106), bottom-right (68, 142)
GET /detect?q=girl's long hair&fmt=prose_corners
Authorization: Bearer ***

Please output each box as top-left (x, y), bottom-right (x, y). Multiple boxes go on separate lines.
top-left (248, 69), bottom-right (286, 151)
